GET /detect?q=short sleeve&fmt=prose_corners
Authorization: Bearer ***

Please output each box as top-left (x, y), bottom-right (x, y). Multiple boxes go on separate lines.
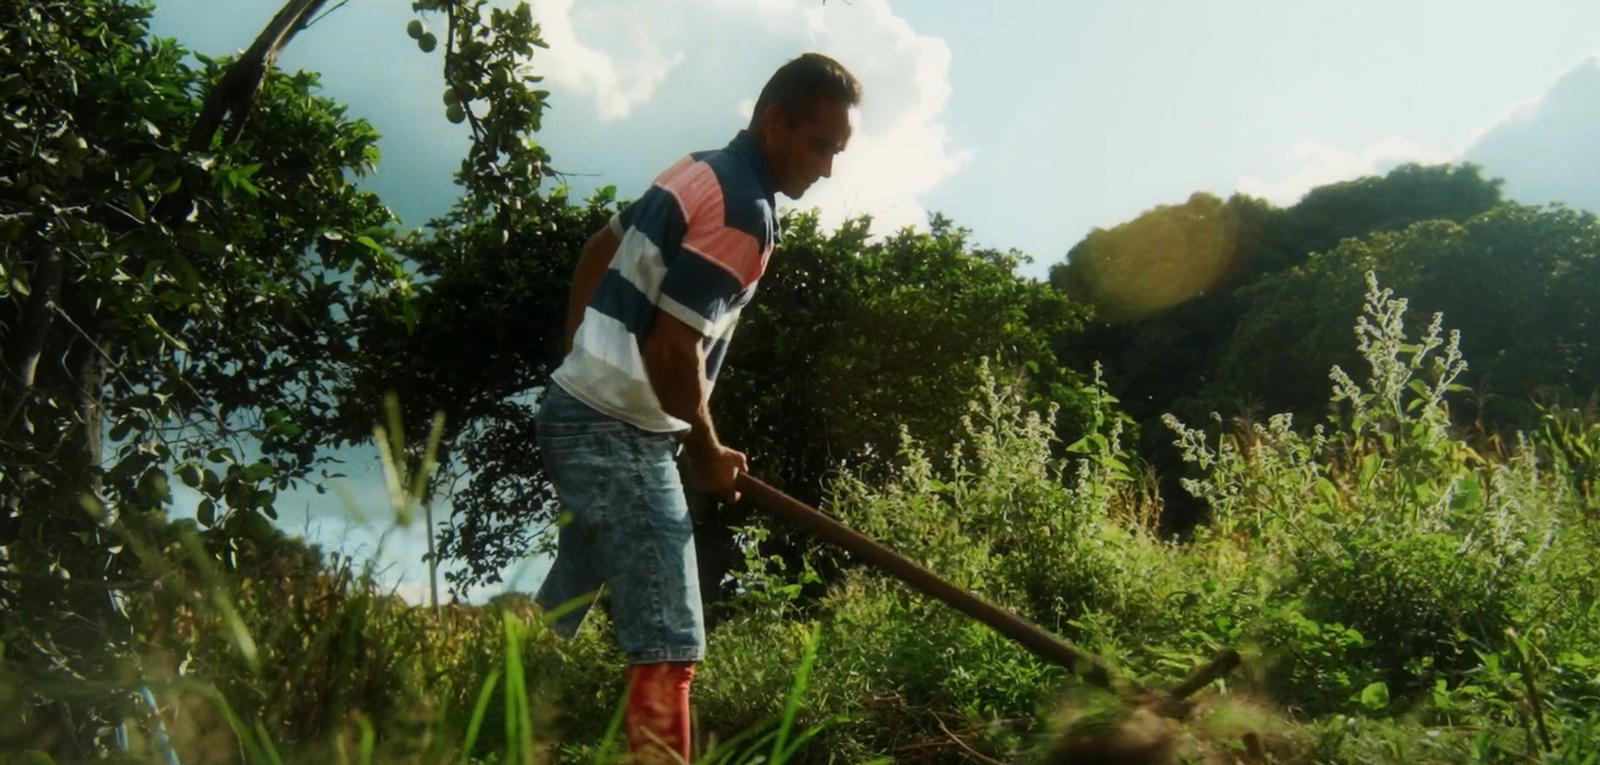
top-left (650, 162), bottom-right (765, 337)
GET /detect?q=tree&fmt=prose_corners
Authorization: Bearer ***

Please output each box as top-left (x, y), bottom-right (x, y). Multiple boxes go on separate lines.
top-left (1051, 192), bottom-right (1274, 323)
top-left (315, 0), bottom-right (603, 600)
top-left (0, 0), bottom-right (409, 750)
top-left (1219, 204), bottom-right (1600, 429)
top-left (356, 187), bottom-right (611, 594)
top-left (726, 213), bottom-right (1091, 491)
top-left (703, 213), bottom-right (1094, 601)
top-left (1048, 164), bottom-right (1508, 526)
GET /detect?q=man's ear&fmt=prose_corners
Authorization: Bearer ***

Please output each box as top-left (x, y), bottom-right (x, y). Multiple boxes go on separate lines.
top-left (758, 104), bottom-right (788, 137)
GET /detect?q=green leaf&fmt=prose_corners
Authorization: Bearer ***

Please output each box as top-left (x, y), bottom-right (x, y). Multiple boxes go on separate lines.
top-left (177, 228), bottom-right (228, 258)
top-left (1359, 681), bottom-right (1390, 710)
top-left (355, 235), bottom-right (389, 256)
top-left (1359, 452), bottom-right (1382, 488)
top-left (1315, 477), bottom-right (1339, 506)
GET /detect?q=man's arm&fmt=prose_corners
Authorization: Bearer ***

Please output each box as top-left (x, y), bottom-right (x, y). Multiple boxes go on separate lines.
top-left (563, 225), bottom-right (622, 355)
top-left (642, 312), bottom-right (747, 501)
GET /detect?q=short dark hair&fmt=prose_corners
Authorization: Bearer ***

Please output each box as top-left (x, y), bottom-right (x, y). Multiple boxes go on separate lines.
top-left (749, 53), bottom-right (862, 129)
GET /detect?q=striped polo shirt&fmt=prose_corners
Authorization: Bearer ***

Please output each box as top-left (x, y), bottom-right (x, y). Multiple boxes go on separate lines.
top-left (551, 130), bottom-right (778, 432)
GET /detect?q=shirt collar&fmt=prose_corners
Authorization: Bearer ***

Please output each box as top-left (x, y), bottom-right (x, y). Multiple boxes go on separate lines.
top-left (727, 129), bottom-right (777, 199)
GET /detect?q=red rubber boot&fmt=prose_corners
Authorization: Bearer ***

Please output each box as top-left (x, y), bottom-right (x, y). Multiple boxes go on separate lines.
top-left (625, 662), bottom-right (695, 763)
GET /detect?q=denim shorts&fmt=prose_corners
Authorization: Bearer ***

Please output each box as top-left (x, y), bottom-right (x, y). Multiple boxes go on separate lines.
top-left (533, 384), bottom-right (706, 664)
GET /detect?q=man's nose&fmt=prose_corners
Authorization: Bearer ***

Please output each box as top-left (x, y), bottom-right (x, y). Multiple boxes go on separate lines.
top-left (819, 154), bottom-right (834, 179)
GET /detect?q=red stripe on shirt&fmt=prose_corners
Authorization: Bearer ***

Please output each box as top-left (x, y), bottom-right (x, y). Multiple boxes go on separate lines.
top-left (656, 158), bottom-right (767, 287)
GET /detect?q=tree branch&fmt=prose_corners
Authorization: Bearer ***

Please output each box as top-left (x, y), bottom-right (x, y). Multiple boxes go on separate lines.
top-left (1, 246), bottom-right (63, 436)
top-left (185, 0), bottom-right (331, 152)
top-left (443, 1), bottom-right (486, 144)
top-left (302, 0), bottom-right (350, 29)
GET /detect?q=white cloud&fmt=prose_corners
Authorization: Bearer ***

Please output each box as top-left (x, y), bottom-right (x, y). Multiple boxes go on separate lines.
top-left (1464, 54), bottom-right (1600, 212)
top-left (751, 0), bottom-right (972, 234)
top-left (1237, 136), bottom-right (1452, 205)
top-left (1239, 53), bottom-right (1600, 210)
top-left (529, 0), bottom-right (968, 234)
top-left (528, 0), bottom-right (685, 121)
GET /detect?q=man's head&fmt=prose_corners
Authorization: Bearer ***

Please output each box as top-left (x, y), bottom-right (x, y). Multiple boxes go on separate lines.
top-left (749, 53), bottom-right (861, 200)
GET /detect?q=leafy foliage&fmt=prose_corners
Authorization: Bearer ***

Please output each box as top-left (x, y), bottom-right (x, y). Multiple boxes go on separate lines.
top-left (1221, 204), bottom-right (1600, 428)
top-left (1052, 192), bottom-right (1274, 322)
top-left (1, 1), bottom-right (404, 749)
top-left (721, 213), bottom-right (1091, 500)
top-left (307, 1), bottom-right (615, 595)
top-left (353, 186), bottom-right (611, 591)
top-left (1047, 163), bottom-right (1600, 528)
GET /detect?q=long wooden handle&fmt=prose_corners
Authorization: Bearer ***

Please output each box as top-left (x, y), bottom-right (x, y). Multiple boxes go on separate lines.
top-left (735, 473), bottom-right (1115, 688)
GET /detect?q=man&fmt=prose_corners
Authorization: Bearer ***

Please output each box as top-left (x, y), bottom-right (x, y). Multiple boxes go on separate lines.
top-left (534, 53), bottom-right (861, 761)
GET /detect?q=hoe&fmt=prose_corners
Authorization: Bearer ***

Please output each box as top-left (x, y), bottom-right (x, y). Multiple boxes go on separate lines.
top-left (736, 473), bottom-right (1246, 763)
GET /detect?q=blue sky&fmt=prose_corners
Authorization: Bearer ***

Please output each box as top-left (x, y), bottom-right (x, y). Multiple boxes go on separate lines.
top-left (147, 0), bottom-right (1600, 601)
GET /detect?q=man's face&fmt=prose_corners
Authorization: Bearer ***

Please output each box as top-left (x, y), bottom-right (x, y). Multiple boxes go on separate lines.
top-left (762, 97), bottom-right (853, 200)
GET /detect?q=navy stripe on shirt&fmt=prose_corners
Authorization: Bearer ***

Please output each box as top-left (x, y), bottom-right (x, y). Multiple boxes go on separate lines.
top-left (618, 186), bottom-right (689, 262)
top-left (587, 271), bottom-right (658, 337)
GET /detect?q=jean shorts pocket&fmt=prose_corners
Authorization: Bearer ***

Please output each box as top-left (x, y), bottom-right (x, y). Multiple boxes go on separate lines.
top-left (539, 430), bottom-right (621, 525)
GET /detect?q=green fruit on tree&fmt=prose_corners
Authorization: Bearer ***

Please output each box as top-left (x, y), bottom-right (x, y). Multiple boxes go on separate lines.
top-left (446, 104), bottom-right (466, 124)
top-left (406, 19), bottom-right (424, 39)
top-left (443, 88), bottom-right (461, 106)
top-left (418, 32), bottom-right (438, 53)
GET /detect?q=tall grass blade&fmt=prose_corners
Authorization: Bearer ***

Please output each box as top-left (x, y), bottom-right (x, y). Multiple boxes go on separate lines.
top-left (459, 670), bottom-right (502, 765)
top-left (734, 729), bottom-right (781, 764)
top-left (697, 720), bottom-right (775, 765)
top-left (179, 526), bottom-right (259, 672)
top-left (211, 690), bottom-right (267, 764)
top-left (357, 714), bottom-right (376, 765)
top-left (252, 719), bottom-right (286, 765)
top-left (771, 624), bottom-right (823, 764)
top-left (591, 673), bottom-right (635, 765)
top-left (502, 613), bottom-right (537, 764)
top-left (774, 716), bottom-right (844, 762)
top-left (409, 411), bottom-right (446, 503)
